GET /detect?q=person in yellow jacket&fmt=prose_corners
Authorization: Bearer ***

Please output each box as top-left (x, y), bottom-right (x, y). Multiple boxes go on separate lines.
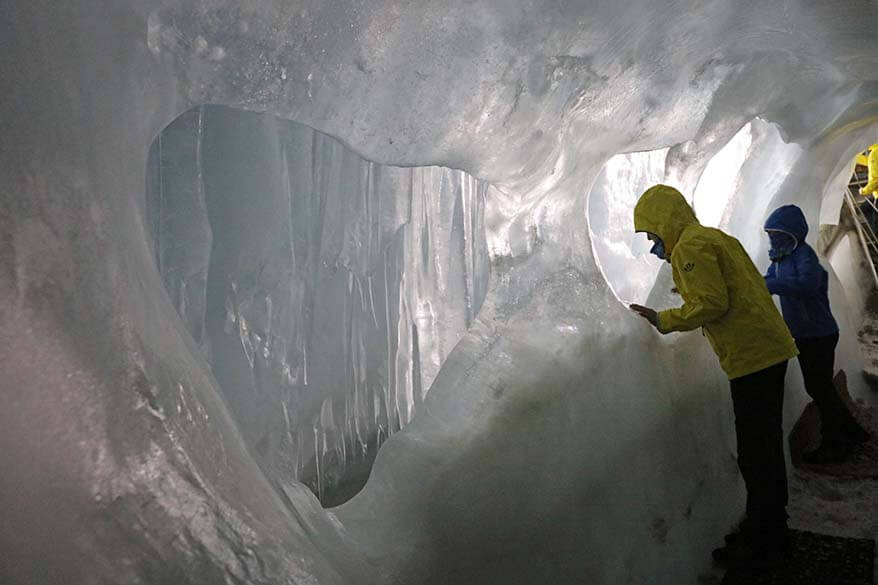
top-left (857, 144), bottom-right (878, 198)
top-left (629, 185), bottom-right (798, 570)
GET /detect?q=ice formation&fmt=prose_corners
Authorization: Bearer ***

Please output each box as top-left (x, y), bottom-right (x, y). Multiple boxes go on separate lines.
top-left (2, 1), bottom-right (878, 584)
top-left (147, 106), bottom-right (491, 503)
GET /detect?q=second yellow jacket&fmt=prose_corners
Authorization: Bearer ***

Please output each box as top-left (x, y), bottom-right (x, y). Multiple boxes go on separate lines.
top-left (858, 144), bottom-right (878, 198)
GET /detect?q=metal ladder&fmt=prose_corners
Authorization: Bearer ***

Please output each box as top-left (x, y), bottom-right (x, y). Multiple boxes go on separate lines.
top-left (843, 171), bottom-right (878, 290)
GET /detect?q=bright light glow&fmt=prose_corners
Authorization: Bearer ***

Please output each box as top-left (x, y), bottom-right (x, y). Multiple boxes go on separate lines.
top-left (590, 124), bottom-right (756, 305)
top-left (588, 148), bottom-right (669, 305)
top-left (693, 123), bottom-right (753, 228)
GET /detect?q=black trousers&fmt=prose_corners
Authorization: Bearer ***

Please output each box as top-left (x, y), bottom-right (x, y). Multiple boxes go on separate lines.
top-left (796, 332), bottom-right (858, 444)
top-left (730, 361), bottom-right (789, 530)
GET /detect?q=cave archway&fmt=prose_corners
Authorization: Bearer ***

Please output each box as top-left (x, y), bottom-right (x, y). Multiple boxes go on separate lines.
top-left (588, 122), bottom-right (754, 307)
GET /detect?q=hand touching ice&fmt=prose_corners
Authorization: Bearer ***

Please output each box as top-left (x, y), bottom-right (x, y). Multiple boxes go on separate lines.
top-left (629, 304), bottom-right (659, 329)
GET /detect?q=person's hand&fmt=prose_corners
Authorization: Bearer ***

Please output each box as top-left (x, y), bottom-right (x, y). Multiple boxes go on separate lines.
top-left (629, 304), bottom-right (659, 329)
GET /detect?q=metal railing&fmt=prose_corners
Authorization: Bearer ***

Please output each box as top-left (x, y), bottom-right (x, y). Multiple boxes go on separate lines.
top-left (844, 176), bottom-right (878, 289)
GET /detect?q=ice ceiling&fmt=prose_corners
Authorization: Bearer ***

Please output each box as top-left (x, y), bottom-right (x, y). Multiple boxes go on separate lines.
top-left (2, 1), bottom-right (878, 584)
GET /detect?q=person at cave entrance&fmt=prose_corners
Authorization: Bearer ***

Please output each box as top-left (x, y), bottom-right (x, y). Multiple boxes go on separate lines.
top-left (858, 144), bottom-right (878, 198)
top-left (857, 145), bottom-right (878, 233)
top-left (763, 204), bottom-right (870, 464)
top-left (628, 184), bottom-right (798, 569)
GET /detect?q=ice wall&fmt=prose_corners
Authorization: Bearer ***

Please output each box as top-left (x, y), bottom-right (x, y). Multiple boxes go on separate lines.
top-left (2, 1), bottom-right (878, 584)
top-left (147, 106), bottom-right (491, 504)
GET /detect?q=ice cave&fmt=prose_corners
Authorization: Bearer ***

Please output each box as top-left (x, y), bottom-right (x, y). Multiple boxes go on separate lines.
top-left (3, 1), bottom-right (878, 584)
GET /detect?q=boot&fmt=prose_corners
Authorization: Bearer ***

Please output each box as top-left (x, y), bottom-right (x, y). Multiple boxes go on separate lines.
top-left (713, 526), bottom-right (789, 570)
top-left (713, 540), bottom-right (788, 570)
top-left (802, 441), bottom-right (851, 464)
top-left (844, 424), bottom-right (871, 446)
top-left (723, 518), bottom-right (753, 546)
top-left (803, 421), bottom-right (870, 464)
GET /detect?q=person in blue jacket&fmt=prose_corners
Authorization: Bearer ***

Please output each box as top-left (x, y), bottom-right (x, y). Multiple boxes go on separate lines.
top-left (763, 204), bottom-right (870, 463)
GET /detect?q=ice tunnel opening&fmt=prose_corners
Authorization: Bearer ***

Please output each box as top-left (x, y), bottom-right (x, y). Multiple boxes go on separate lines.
top-left (588, 122), bottom-right (755, 308)
top-left (144, 105), bottom-right (495, 506)
top-left (587, 119), bottom-right (877, 389)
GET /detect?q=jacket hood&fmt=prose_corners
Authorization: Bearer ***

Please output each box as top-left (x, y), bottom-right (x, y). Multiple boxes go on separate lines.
top-left (633, 185), bottom-right (699, 255)
top-left (764, 204), bottom-right (808, 241)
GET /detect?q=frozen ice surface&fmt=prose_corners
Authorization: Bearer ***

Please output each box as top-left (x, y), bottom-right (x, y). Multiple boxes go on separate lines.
top-left (147, 106), bottom-right (491, 503)
top-left (2, 1), bottom-right (878, 584)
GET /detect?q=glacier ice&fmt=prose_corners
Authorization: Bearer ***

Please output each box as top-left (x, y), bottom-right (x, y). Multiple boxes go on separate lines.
top-left (2, 1), bottom-right (878, 584)
top-left (147, 105), bottom-right (491, 504)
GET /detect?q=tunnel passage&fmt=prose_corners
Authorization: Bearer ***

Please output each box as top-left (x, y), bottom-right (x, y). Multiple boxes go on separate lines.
top-left (588, 121), bottom-right (777, 307)
top-left (145, 106), bottom-right (494, 505)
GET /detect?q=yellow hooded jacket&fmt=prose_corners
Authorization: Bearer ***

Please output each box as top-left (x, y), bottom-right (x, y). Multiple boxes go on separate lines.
top-left (858, 144), bottom-right (878, 198)
top-left (634, 185), bottom-right (798, 379)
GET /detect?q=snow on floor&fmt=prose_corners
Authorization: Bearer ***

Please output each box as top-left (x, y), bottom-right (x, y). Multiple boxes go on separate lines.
top-left (788, 469), bottom-right (878, 582)
top-left (787, 316), bottom-right (878, 583)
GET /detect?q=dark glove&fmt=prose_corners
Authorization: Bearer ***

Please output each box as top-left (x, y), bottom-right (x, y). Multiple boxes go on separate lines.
top-left (629, 304), bottom-right (660, 330)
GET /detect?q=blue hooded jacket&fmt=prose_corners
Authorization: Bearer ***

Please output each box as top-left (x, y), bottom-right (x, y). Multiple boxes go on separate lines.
top-left (763, 204), bottom-right (838, 340)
